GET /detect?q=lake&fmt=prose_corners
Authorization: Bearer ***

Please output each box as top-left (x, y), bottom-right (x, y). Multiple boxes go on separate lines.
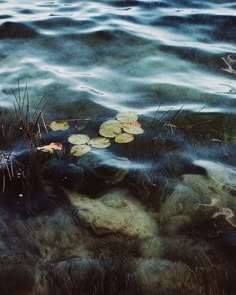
top-left (0, 0), bottom-right (236, 294)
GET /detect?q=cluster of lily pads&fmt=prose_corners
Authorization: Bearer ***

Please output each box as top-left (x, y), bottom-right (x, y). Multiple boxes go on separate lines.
top-left (40, 112), bottom-right (143, 156)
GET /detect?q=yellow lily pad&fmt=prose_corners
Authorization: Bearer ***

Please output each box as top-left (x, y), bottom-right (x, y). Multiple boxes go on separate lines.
top-left (68, 134), bottom-right (90, 145)
top-left (50, 120), bottom-right (69, 131)
top-left (115, 133), bottom-right (134, 143)
top-left (99, 124), bottom-right (122, 138)
top-left (70, 144), bottom-right (91, 156)
top-left (88, 137), bottom-right (111, 148)
top-left (116, 112), bottom-right (138, 123)
top-left (100, 119), bottom-right (121, 128)
top-left (123, 124), bottom-right (144, 135)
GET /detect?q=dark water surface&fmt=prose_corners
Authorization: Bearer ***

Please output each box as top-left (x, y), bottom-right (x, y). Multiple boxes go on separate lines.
top-left (0, 1), bottom-right (236, 294)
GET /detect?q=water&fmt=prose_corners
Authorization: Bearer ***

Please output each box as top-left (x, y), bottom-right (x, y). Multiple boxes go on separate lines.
top-left (0, 1), bottom-right (236, 294)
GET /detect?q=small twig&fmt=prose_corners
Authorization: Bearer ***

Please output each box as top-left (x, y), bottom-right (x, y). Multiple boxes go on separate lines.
top-left (1, 153), bottom-right (12, 181)
top-left (47, 117), bottom-right (94, 123)
top-left (10, 156), bottom-right (14, 178)
top-left (221, 57), bottom-right (236, 75)
top-left (200, 247), bottom-right (215, 267)
top-left (1, 125), bottom-right (5, 137)
top-left (2, 171), bottom-right (5, 193)
top-left (21, 82), bottom-right (28, 118)
top-left (186, 119), bottom-right (213, 129)
top-left (198, 105), bottom-right (206, 112)
top-left (31, 94), bottom-right (47, 122)
top-left (26, 85), bottom-right (29, 126)
top-left (171, 105), bottom-right (184, 122)
top-left (37, 123), bottom-right (42, 139)
top-left (40, 113), bottom-right (48, 133)
top-left (150, 103), bottom-right (162, 129)
top-left (210, 175), bottom-right (236, 192)
top-left (12, 89), bottom-right (22, 118)
top-left (158, 107), bottom-right (174, 125)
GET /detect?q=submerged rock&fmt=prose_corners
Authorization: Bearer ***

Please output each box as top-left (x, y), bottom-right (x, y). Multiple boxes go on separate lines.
top-left (159, 176), bottom-right (209, 233)
top-left (182, 173), bottom-right (236, 213)
top-left (194, 160), bottom-right (236, 189)
top-left (69, 189), bottom-right (158, 238)
top-left (159, 172), bottom-right (236, 234)
top-left (134, 258), bottom-right (191, 292)
top-left (78, 152), bottom-right (130, 186)
top-left (140, 237), bottom-right (163, 258)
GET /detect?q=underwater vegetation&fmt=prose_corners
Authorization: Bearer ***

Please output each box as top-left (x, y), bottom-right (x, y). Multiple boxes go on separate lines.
top-left (0, 84), bottom-right (236, 295)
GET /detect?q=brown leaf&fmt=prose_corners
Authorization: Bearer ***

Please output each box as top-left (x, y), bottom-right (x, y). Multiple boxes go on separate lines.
top-left (37, 142), bottom-right (63, 153)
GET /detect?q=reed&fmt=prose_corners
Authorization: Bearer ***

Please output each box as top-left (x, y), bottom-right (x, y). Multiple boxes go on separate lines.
top-left (0, 82), bottom-right (48, 193)
top-left (12, 81), bottom-right (48, 151)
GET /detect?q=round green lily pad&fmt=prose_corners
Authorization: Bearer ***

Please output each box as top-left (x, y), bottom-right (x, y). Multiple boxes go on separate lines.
top-left (100, 119), bottom-right (121, 128)
top-left (68, 134), bottom-right (90, 145)
top-left (123, 124), bottom-right (144, 135)
top-left (88, 137), bottom-right (111, 148)
top-left (50, 120), bottom-right (69, 131)
top-left (70, 144), bottom-right (91, 156)
top-left (99, 123), bottom-right (122, 138)
top-left (116, 112), bottom-right (138, 123)
top-left (115, 133), bottom-right (134, 143)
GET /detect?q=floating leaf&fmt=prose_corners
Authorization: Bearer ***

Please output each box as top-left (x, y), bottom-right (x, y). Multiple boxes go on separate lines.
top-left (115, 133), bottom-right (134, 143)
top-left (50, 120), bottom-right (69, 131)
top-left (70, 144), bottom-right (91, 156)
top-left (100, 119), bottom-right (121, 128)
top-left (88, 137), bottom-right (111, 148)
top-left (37, 142), bottom-right (63, 153)
top-left (122, 124), bottom-right (144, 135)
top-left (122, 121), bottom-right (141, 128)
top-left (99, 119), bottom-right (122, 138)
top-left (116, 112), bottom-right (138, 123)
top-left (99, 120), bottom-right (122, 138)
top-left (99, 126), bottom-right (122, 138)
top-left (68, 134), bottom-right (90, 145)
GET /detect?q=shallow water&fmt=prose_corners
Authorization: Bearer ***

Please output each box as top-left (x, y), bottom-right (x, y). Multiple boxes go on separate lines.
top-left (0, 1), bottom-right (236, 294)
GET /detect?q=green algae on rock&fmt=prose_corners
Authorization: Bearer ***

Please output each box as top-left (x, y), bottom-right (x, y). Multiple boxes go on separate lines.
top-left (158, 173), bottom-right (236, 234)
top-left (68, 189), bottom-right (158, 238)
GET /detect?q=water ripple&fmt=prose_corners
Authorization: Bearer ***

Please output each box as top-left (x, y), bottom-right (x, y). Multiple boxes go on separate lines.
top-left (0, 0), bottom-right (235, 121)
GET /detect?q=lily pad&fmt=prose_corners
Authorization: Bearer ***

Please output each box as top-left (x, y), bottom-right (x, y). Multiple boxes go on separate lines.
top-left (88, 137), bottom-right (111, 148)
top-left (68, 134), bottom-right (90, 145)
top-left (70, 144), bottom-right (91, 156)
top-left (100, 119), bottom-right (121, 128)
top-left (50, 120), bottom-right (69, 131)
top-left (115, 133), bottom-right (134, 143)
top-left (99, 120), bottom-right (122, 138)
top-left (99, 126), bottom-right (122, 138)
top-left (122, 121), bottom-right (141, 128)
top-left (123, 124), bottom-right (144, 135)
top-left (116, 112), bottom-right (138, 123)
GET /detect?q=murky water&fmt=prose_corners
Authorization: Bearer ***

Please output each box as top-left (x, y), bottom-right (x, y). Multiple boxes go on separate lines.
top-left (0, 1), bottom-right (236, 294)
